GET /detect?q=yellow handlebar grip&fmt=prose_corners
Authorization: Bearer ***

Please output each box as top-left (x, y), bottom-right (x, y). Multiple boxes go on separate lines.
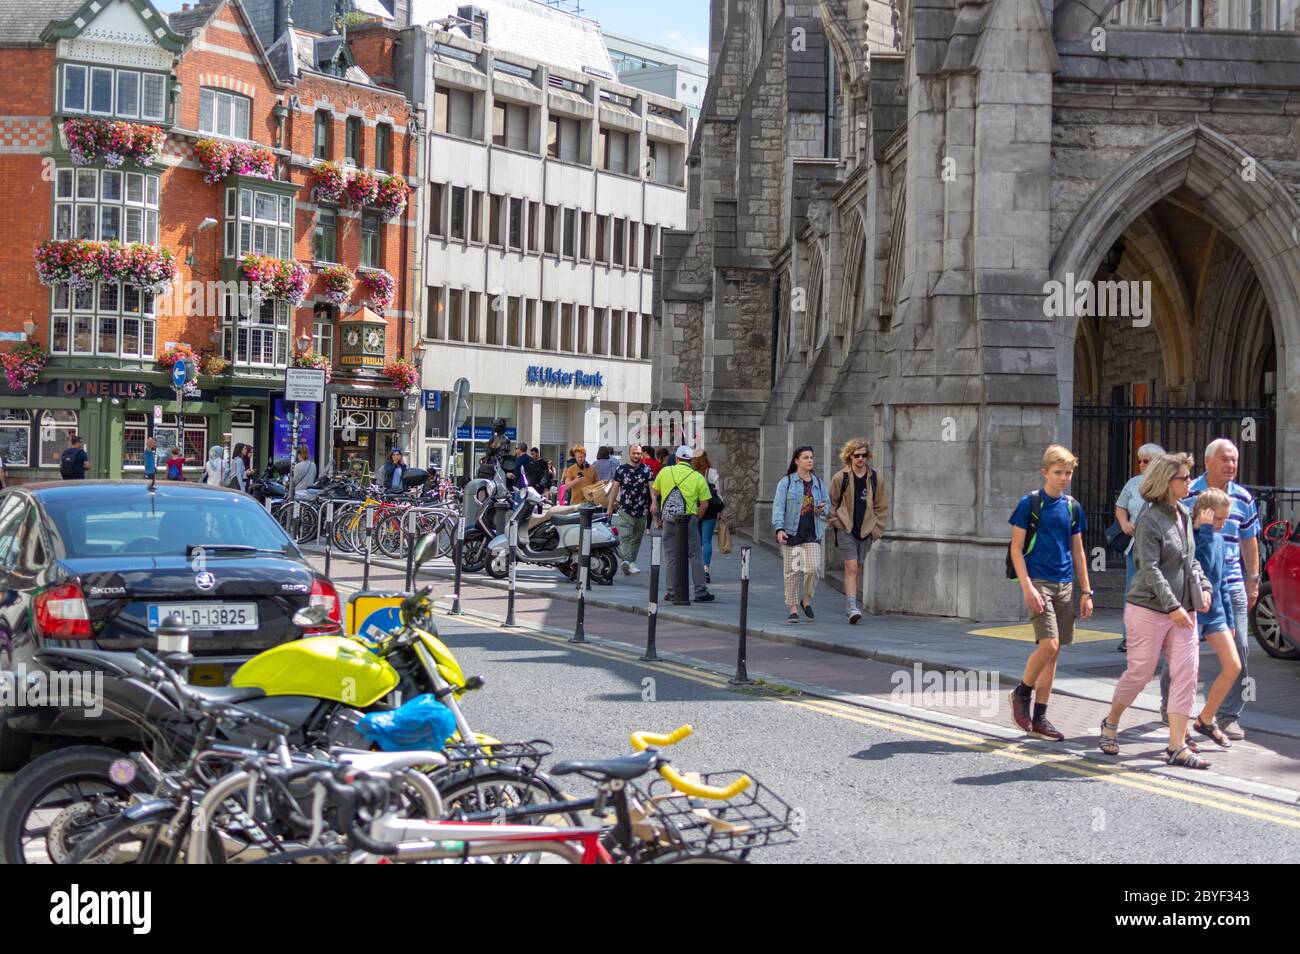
top-left (629, 724), bottom-right (694, 752)
top-left (657, 765), bottom-right (750, 800)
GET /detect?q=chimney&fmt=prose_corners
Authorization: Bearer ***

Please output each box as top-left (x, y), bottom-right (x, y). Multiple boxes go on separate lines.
top-left (457, 5), bottom-right (488, 43)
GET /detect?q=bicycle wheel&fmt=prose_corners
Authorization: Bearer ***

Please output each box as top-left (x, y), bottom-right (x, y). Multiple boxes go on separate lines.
top-left (434, 514), bottom-right (457, 559)
top-left (436, 769), bottom-right (582, 865)
top-left (648, 851), bottom-right (748, 864)
top-left (296, 503), bottom-right (320, 544)
top-left (332, 506), bottom-right (360, 552)
top-left (375, 513), bottom-right (405, 559)
top-left (68, 810), bottom-right (227, 865)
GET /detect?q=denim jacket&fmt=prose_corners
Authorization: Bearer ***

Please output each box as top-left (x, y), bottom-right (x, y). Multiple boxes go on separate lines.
top-left (771, 472), bottom-right (831, 542)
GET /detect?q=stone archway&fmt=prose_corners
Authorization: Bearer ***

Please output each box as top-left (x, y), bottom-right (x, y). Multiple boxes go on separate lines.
top-left (1050, 123), bottom-right (1300, 483)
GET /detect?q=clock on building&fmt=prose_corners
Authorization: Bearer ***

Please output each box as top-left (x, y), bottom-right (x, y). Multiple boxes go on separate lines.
top-left (338, 307), bottom-right (388, 369)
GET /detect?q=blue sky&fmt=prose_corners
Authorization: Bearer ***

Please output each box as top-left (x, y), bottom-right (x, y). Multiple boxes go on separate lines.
top-left (152, 1), bottom-right (711, 61)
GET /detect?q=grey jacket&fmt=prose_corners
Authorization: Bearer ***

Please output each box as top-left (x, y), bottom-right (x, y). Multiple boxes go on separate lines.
top-left (1126, 502), bottom-right (1211, 614)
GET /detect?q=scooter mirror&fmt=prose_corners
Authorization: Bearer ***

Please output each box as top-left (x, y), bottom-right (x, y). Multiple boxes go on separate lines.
top-left (412, 531), bottom-right (437, 570)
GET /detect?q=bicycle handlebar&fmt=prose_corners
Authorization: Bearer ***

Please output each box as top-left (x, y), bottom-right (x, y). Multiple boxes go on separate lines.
top-left (628, 725), bottom-right (751, 800)
top-left (629, 724), bottom-right (693, 751)
top-left (656, 764), bottom-right (751, 800)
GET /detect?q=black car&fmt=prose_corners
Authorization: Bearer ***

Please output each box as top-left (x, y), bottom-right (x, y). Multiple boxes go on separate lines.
top-left (0, 480), bottom-right (342, 769)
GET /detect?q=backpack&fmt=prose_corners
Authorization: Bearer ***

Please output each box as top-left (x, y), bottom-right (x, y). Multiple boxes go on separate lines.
top-left (1005, 490), bottom-right (1078, 580)
top-left (660, 465), bottom-right (690, 520)
top-left (166, 459), bottom-right (183, 480)
top-left (703, 470), bottom-right (725, 519)
top-left (59, 447), bottom-right (81, 479)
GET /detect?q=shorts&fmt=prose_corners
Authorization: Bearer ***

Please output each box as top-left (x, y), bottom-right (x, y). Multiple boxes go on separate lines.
top-left (836, 531), bottom-right (874, 565)
top-left (1028, 579), bottom-right (1074, 645)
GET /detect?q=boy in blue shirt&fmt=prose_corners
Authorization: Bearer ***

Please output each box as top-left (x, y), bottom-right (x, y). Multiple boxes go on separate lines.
top-left (1007, 445), bottom-right (1094, 740)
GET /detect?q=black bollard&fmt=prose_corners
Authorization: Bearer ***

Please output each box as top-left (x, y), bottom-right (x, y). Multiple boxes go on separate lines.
top-left (450, 513), bottom-right (466, 616)
top-left (323, 501), bottom-right (334, 579)
top-left (403, 509), bottom-right (416, 592)
top-left (642, 530), bottom-right (661, 661)
top-left (362, 504), bottom-right (374, 590)
top-left (291, 499), bottom-right (301, 542)
top-left (505, 516), bottom-right (518, 627)
top-left (571, 507), bottom-right (592, 643)
top-left (731, 546), bottom-right (754, 685)
top-left (671, 513), bottom-right (691, 606)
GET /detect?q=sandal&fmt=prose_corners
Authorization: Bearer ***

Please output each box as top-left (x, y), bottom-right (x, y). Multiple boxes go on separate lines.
top-left (1098, 719), bottom-right (1120, 756)
top-left (1166, 745), bottom-right (1211, 770)
top-left (1194, 717), bottom-right (1232, 749)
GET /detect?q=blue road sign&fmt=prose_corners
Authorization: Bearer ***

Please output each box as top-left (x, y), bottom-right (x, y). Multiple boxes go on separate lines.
top-left (172, 360), bottom-right (188, 389)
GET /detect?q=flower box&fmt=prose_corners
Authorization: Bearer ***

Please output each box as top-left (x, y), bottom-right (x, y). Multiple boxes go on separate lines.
top-left (382, 358), bottom-right (419, 395)
top-left (240, 254), bottom-right (309, 304)
top-left (64, 119), bottom-right (165, 167)
top-left (292, 350), bottom-right (333, 384)
top-left (357, 268), bottom-right (396, 312)
top-left (319, 264), bottom-right (355, 306)
top-left (374, 175), bottom-right (410, 218)
top-left (195, 139), bottom-right (276, 185)
top-left (345, 169), bottom-right (379, 207)
top-left (34, 240), bottom-right (177, 293)
top-left (1, 342), bottom-right (48, 393)
top-left (311, 161), bottom-right (348, 203)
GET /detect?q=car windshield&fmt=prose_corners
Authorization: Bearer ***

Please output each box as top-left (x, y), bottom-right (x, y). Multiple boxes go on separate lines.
top-left (43, 495), bottom-right (292, 558)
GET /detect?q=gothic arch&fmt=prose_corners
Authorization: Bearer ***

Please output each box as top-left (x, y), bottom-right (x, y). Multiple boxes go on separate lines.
top-left (1051, 123), bottom-right (1300, 482)
top-left (837, 206), bottom-right (868, 338)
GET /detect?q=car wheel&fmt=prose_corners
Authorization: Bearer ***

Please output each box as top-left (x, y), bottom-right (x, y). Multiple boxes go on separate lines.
top-left (1250, 581), bottom-right (1300, 660)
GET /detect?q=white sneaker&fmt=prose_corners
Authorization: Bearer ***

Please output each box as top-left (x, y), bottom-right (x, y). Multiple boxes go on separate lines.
top-left (626, 563), bottom-right (641, 575)
top-left (847, 602), bottom-right (862, 624)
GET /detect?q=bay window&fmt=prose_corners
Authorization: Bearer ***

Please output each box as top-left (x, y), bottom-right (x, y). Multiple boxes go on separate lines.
top-left (56, 168), bottom-right (159, 245)
top-left (61, 64), bottom-right (166, 122)
top-left (224, 185), bottom-right (294, 259)
top-left (223, 292), bottom-right (290, 369)
top-left (50, 282), bottom-right (156, 359)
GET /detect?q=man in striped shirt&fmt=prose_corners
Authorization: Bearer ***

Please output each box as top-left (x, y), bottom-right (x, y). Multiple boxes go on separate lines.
top-left (1179, 439), bottom-right (1259, 740)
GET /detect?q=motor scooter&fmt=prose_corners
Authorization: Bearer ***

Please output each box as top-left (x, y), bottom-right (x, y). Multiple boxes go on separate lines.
top-left (485, 487), bottom-right (619, 584)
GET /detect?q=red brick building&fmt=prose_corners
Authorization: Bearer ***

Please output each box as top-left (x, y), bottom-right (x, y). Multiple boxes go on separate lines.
top-left (0, 0), bottom-right (416, 479)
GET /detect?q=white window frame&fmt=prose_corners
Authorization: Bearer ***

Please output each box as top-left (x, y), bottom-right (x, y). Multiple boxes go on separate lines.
top-left (199, 88), bottom-right (252, 141)
top-left (225, 186), bottom-right (294, 259)
top-left (38, 411), bottom-right (79, 470)
top-left (89, 67), bottom-right (115, 116)
top-left (62, 64), bottom-right (87, 113)
top-left (55, 166), bottom-right (159, 245)
top-left (0, 409), bottom-right (32, 467)
top-left (223, 293), bottom-right (290, 369)
top-left (48, 281), bottom-right (156, 359)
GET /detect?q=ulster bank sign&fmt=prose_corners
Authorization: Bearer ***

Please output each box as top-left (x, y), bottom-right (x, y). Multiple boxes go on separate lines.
top-left (526, 365), bottom-right (604, 389)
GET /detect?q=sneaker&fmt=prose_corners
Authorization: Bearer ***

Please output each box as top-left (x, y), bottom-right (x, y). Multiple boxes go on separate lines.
top-left (626, 563), bottom-right (641, 575)
top-left (695, 592), bottom-right (715, 603)
top-left (1009, 690), bottom-right (1033, 732)
top-left (1030, 716), bottom-right (1065, 742)
top-left (786, 611), bottom-right (800, 624)
top-left (848, 604), bottom-right (862, 625)
top-left (801, 603), bottom-right (815, 619)
top-left (1218, 717), bottom-right (1245, 741)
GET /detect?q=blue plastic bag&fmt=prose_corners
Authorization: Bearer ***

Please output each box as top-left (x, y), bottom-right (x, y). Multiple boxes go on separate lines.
top-left (356, 694), bottom-right (457, 752)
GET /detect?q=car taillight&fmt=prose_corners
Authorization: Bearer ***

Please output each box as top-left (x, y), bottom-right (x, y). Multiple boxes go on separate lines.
top-left (310, 578), bottom-right (342, 625)
top-left (34, 582), bottom-right (92, 639)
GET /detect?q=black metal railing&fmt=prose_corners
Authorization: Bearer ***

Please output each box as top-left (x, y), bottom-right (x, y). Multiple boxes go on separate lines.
top-left (1071, 401), bottom-right (1276, 555)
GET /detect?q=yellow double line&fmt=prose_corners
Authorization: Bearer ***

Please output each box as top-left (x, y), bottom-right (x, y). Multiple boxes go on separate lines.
top-left (443, 609), bottom-right (1300, 830)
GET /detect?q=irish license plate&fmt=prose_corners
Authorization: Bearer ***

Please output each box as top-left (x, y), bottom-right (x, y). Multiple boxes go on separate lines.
top-left (147, 603), bottom-right (259, 631)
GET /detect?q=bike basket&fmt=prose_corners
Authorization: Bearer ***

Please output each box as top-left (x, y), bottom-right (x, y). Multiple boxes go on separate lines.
top-left (635, 772), bottom-right (800, 853)
top-left (440, 739), bottom-right (553, 774)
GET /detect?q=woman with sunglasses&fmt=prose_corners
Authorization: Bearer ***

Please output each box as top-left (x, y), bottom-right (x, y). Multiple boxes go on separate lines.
top-left (1113, 442), bottom-right (1166, 652)
top-left (827, 438), bottom-right (888, 624)
top-left (1100, 452), bottom-right (1213, 769)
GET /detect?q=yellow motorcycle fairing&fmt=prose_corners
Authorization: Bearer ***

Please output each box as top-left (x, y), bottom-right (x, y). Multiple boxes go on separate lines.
top-left (414, 626), bottom-right (467, 694)
top-left (231, 636), bottom-right (400, 706)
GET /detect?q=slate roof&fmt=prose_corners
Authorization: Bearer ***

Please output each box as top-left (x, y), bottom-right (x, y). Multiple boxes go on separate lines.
top-left (0, 0), bottom-right (96, 45)
top-left (166, 3), bottom-right (221, 38)
top-left (265, 27), bottom-right (373, 84)
top-left (411, 0), bottom-right (616, 76)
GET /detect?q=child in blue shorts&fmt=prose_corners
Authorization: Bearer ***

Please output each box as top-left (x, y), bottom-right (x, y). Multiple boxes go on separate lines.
top-left (1160, 487), bottom-right (1240, 749)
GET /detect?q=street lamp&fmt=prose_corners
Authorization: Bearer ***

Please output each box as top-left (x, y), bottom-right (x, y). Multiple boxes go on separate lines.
top-left (186, 217), bottom-right (219, 266)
